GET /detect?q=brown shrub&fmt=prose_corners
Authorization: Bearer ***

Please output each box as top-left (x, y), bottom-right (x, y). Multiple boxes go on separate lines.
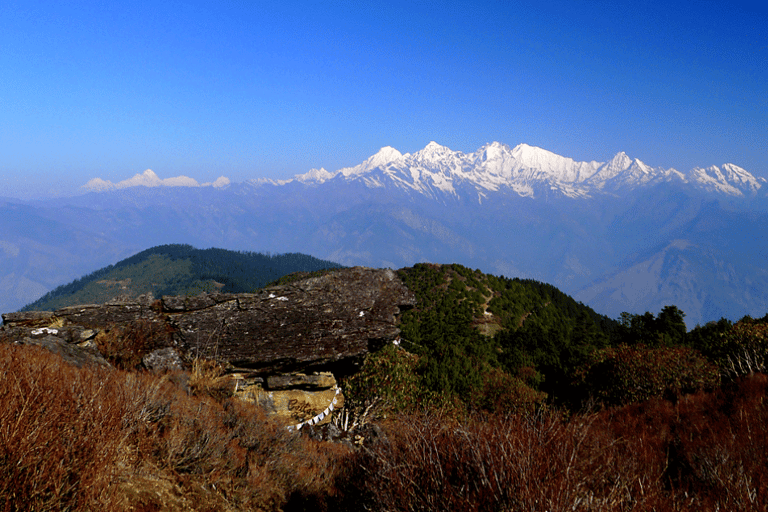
top-left (0, 342), bottom-right (352, 512)
top-left (187, 357), bottom-right (233, 401)
top-left (337, 410), bottom-right (639, 511)
top-left (4, 335), bottom-right (766, 512)
top-left (664, 374), bottom-right (768, 510)
top-left (578, 344), bottom-right (720, 406)
top-left (0, 343), bottom-right (127, 510)
top-left (336, 375), bottom-right (768, 512)
top-left (472, 366), bottom-right (547, 415)
top-left (95, 319), bottom-right (173, 370)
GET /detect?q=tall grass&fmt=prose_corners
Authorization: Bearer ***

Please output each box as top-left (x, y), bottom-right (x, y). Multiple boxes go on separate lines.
top-left (0, 343), bottom-right (350, 511)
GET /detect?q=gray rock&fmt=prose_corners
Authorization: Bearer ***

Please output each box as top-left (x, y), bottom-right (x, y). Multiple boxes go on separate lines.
top-left (16, 334), bottom-right (111, 369)
top-left (168, 267), bottom-right (415, 375)
top-left (143, 347), bottom-right (185, 372)
top-left (1, 310), bottom-right (54, 327)
top-left (266, 372), bottom-right (337, 390)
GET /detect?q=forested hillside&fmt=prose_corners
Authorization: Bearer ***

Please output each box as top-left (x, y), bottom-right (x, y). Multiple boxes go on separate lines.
top-left (393, 263), bottom-right (616, 408)
top-left (345, 263), bottom-right (768, 414)
top-left (21, 244), bottom-right (343, 312)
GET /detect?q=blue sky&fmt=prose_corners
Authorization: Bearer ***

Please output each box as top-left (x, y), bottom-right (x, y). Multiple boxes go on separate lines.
top-left (1, 0), bottom-right (765, 198)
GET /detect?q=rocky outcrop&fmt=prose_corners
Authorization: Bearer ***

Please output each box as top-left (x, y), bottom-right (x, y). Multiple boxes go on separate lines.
top-left (1, 267), bottom-right (415, 426)
top-left (164, 267), bottom-right (414, 375)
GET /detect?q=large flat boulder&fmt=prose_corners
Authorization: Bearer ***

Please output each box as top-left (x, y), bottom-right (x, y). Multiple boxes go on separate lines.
top-left (167, 267), bottom-right (415, 374)
top-left (2, 267), bottom-right (416, 376)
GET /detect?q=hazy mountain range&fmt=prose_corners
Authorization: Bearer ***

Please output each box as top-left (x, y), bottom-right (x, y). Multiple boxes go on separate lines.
top-left (2, 141), bottom-right (767, 327)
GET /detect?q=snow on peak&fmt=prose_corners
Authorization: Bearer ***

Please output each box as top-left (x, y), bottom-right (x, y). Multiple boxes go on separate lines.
top-left (609, 152), bottom-right (632, 170)
top-left (210, 176), bottom-right (230, 188)
top-left (507, 143), bottom-right (601, 183)
top-left (475, 141), bottom-right (511, 163)
top-left (283, 142), bottom-right (762, 202)
top-left (296, 167), bottom-right (335, 183)
top-left (163, 175), bottom-right (200, 188)
top-left (362, 146), bottom-right (404, 171)
top-left (583, 152), bottom-right (684, 190)
top-left (688, 164), bottom-right (763, 196)
top-left (133, 169), bottom-right (163, 187)
top-left (83, 177), bottom-right (116, 192)
top-left (510, 143), bottom-right (561, 168)
top-left (587, 152), bottom-right (634, 184)
top-left (414, 141), bottom-right (459, 162)
top-left (336, 146), bottom-right (405, 178)
top-left (82, 169), bottom-right (229, 192)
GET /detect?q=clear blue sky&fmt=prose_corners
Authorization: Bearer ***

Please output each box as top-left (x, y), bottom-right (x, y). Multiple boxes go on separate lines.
top-left (1, 0), bottom-right (765, 198)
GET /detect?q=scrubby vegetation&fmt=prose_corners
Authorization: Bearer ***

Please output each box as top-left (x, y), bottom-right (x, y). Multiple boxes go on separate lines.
top-left (336, 376), bottom-right (768, 511)
top-left (0, 342), bottom-right (350, 511)
top-left (4, 261), bottom-right (768, 511)
top-left (2, 337), bottom-right (767, 511)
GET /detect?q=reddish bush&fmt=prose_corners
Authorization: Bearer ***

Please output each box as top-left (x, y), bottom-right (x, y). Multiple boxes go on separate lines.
top-left (95, 319), bottom-right (173, 370)
top-left (472, 366), bottom-right (547, 415)
top-left (3, 339), bottom-right (767, 512)
top-left (0, 344), bottom-right (126, 510)
top-left (0, 342), bottom-right (352, 511)
top-left (335, 374), bottom-right (768, 512)
top-left (578, 344), bottom-right (720, 406)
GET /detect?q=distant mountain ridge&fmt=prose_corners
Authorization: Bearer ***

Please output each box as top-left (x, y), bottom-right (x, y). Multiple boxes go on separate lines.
top-left (84, 169), bottom-right (231, 192)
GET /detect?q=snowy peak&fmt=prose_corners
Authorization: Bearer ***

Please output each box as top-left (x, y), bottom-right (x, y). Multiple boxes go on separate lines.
top-left (688, 164), bottom-right (764, 196)
top-left (81, 142), bottom-right (762, 202)
top-left (296, 167), bottom-right (335, 184)
top-left (83, 169), bottom-right (229, 192)
top-left (509, 143), bottom-right (561, 168)
top-left (334, 146), bottom-right (403, 177)
top-left (585, 152), bottom-right (684, 191)
top-left (606, 152), bottom-right (633, 175)
top-left (506, 143), bottom-right (601, 183)
top-left (588, 152), bottom-right (636, 185)
top-left (471, 142), bottom-right (517, 177)
top-left (412, 141), bottom-right (464, 166)
top-left (475, 141), bottom-right (508, 163)
top-left (370, 146), bottom-right (404, 167)
top-left (295, 146), bottom-right (404, 184)
top-left (421, 140), bottom-right (452, 154)
top-left (344, 146), bottom-right (404, 175)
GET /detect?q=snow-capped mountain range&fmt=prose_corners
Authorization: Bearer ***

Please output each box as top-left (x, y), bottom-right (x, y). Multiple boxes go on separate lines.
top-left (82, 141), bottom-right (764, 200)
top-left (84, 169), bottom-right (230, 192)
top-left (289, 141), bottom-right (763, 200)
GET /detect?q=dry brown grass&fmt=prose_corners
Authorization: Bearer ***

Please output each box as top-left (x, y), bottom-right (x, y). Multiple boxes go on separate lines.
top-left (187, 357), bottom-right (233, 401)
top-left (0, 342), bottom-right (352, 512)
